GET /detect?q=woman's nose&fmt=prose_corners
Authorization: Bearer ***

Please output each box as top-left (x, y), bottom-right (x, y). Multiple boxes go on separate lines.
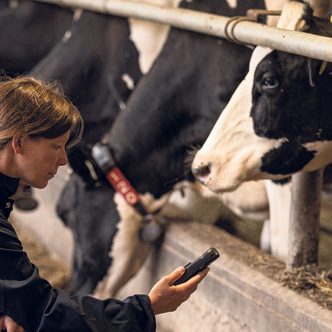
top-left (58, 149), bottom-right (68, 166)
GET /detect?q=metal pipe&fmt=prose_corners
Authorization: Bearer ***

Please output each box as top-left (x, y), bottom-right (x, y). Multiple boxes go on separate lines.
top-left (286, 0), bottom-right (327, 270)
top-left (287, 170), bottom-right (322, 269)
top-left (34, 0), bottom-right (332, 62)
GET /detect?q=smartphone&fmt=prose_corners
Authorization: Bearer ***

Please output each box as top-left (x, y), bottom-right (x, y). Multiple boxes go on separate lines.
top-left (174, 247), bottom-right (220, 285)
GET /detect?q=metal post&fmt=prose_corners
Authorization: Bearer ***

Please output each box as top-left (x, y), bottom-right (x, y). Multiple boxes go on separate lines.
top-left (33, 0), bottom-right (332, 62)
top-left (286, 0), bottom-right (327, 270)
top-left (287, 171), bottom-right (322, 269)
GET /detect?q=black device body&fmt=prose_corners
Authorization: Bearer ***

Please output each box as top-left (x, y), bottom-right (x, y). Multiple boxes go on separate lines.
top-left (174, 247), bottom-right (220, 285)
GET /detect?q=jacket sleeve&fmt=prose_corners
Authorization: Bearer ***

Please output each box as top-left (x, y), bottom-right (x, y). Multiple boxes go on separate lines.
top-left (0, 215), bottom-right (156, 332)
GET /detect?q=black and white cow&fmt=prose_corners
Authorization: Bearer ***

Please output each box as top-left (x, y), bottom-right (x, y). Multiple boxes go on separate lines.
top-left (192, 1), bottom-right (332, 260)
top-left (0, 0), bottom-right (74, 74)
top-left (32, 0), bottom-right (285, 297)
top-left (93, 0), bottom-right (293, 299)
top-left (31, 9), bottom-right (144, 294)
top-left (32, 0), bottom-right (189, 295)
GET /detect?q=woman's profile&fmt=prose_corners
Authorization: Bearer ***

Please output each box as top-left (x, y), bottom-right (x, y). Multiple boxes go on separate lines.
top-left (0, 76), bottom-right (209, 332)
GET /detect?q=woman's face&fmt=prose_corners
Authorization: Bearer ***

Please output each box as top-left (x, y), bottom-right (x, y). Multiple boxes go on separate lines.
top-left (16, 131), bottom-right (70, 189)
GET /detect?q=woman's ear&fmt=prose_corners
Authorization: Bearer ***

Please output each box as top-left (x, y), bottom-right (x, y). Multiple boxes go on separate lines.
top-left (12, 135), bottom-right (24, 154)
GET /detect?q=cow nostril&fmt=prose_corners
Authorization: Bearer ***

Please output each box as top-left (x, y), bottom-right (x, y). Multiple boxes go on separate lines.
top-left (192, 162), bottom-right (212, 180)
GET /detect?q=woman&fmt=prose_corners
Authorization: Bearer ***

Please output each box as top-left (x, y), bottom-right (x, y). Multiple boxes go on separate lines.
top-left (0, 76), bottom-right (209, 332)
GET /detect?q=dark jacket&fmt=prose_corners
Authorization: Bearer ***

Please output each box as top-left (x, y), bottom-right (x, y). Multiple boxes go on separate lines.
top-left (0, 173), bottom-right (156, 332)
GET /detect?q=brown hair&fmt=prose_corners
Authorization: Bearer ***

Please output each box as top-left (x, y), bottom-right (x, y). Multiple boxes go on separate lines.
top-left (0, 76), bottom-right (83, 150)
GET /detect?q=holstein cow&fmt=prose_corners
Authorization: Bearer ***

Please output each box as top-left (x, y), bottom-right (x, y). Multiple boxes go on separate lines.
top-left (93, 0), bottom-right (295, 299)
top-left (192, 1), bottom-right (332, 261)
top-left (0, 0), bottom-right (74, 74)
top-left (32, 0), bottom-right (191, 295)
top-left (32, 0), bottom-right (237, 296)
top-left (31, 9), bottom-right (144, 294)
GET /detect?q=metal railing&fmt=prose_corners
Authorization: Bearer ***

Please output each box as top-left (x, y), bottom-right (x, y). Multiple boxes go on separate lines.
top-left (34, 0), bottom-right (332, 62)
top-left (32, 0), bottom-right (332, 269)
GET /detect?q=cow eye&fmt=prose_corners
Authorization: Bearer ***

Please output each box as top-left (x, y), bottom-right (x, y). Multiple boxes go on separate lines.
top-left (261, 74), bottom-right (279, 91)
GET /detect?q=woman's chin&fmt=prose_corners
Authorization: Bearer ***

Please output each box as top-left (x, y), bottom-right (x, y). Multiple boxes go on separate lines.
top-left (29, 180), bottom-right (48, 189)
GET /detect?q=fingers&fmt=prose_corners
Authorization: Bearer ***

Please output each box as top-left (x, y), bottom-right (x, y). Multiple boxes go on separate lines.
top-left (176, 267), bottom-right (210, 291)
top-left (191, 267), bottom-right (210, 284)
top-left (165, 266), bottom-right (185, 285)
top-left (3, 316), bottom-right (25, 332)
top-left (149, 265), bottom-right (211, 315)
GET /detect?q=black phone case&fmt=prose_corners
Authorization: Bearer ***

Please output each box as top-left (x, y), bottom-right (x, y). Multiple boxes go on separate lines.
top-left (174, 247), bottom-right (220, 285)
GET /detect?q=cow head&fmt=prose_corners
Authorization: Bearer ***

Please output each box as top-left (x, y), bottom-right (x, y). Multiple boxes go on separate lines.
top-left (107, 0), bottom-right (265, 198)
top-left (56, 174), bottom-right (118, 294)
top-left (192, 1), bottom-right (332, 193)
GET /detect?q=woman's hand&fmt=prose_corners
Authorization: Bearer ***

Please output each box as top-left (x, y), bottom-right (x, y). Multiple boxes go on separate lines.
top-left (0, 315), bottom-right (25, 332)
top-left (148, 266), bottom-right (209, 315)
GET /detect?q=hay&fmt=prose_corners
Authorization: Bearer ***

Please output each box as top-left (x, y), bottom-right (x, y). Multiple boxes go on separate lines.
top-left (13, 221), bottom-right (71, 289)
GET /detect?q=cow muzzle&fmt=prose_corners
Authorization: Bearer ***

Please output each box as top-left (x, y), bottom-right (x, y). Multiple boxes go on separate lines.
top-left (192, 161), bottom-right (212, 186)
top-left (192, 151), bottom-right (246, 193)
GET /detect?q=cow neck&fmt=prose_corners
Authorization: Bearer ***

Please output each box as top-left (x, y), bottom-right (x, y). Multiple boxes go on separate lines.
top-left (94, 143), bottom-right (166, 220)
top-left (97, 145), bottom-right (157, 217)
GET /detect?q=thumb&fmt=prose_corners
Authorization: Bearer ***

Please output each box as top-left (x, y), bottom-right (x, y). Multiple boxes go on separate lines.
top-left (168, 266), bottom-right (185, 284)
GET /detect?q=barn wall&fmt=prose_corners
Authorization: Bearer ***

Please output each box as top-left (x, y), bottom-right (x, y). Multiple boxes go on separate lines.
top-left (11, 166), bottom-right (73, 265)
top-left (11, 177), bottom-right (332, 331)
top-left (117, 222), bottom-right (332, 332)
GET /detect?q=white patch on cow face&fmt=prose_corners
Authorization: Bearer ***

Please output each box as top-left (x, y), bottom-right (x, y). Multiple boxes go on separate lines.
top-left (122, 73), bottom-right (135, 90)
top-left (192, 2), bottom-right (311, 193)
top-left (192, 46), bottom-right (285, 193)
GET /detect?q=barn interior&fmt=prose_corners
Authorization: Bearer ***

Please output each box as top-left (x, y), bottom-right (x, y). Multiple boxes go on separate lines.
top-left (4, 0), bottom-right (332, 331)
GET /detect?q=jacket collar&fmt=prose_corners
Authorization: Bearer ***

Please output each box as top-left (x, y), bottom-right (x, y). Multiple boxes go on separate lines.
top-left (0, 173), bottom-right (20, 200)
top-left (0, 173), bottom-right (20, 218)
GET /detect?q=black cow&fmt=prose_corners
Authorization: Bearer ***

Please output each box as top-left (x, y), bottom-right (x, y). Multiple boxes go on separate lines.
top-left (0, 0), bottom-right (74, 75)
top-left (92, 0), bottom-right (273, 299)
top-left (106, 0), bottom-right (267, 194)
top-left (31, 10), bottom-right (142, 294)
